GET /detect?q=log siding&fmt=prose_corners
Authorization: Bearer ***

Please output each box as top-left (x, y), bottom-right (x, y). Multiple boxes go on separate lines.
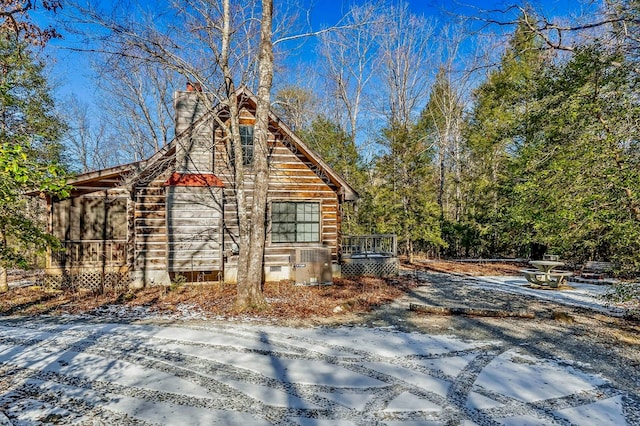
top-left (45, 88), bottom-right (356, 286)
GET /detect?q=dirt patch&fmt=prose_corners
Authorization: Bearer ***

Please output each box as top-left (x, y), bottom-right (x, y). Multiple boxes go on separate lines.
top-left (0, 276), bottom-right (413, 322)
top-left (412, 258), bottom-right (529, 276)
top-left (359, 269), bottom-right (640, 397)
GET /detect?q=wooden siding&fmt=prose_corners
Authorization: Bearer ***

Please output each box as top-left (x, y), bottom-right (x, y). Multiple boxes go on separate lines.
top-left (175, 91), bottom-right (214, 173)
top-left (47, 91), bottom-right (350, 285)
top-left (213, 115), bottom-right (342, 268)
top-left (133, 166), bottom-right (225, 275)
top-left (134, 176), bottom-right (169, 272)
top-left (166, 186), bottom-right (222, 272)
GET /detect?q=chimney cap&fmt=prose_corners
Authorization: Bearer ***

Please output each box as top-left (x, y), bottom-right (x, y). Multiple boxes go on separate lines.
top-left (186, 81), bottom-right (202, 92)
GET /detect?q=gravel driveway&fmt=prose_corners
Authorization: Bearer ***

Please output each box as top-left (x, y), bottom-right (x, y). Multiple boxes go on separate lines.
top-left (0, 270), bottom-right (638, 425)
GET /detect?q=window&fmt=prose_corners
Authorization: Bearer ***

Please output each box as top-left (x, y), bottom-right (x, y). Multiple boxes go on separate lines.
top-left (230, 125), bottom-right (254, 166)
top-left (271, 202), bottom-right (320, 243)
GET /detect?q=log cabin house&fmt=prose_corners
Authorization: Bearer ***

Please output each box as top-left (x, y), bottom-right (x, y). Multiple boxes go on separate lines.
top-left (45, 86), bottom-right (358, 290)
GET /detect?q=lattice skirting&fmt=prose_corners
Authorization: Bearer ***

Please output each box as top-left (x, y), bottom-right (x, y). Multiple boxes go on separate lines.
top-left (44, 270), bottom-right (131, 293)
top-left (341, 258), bottom-right (399, 278)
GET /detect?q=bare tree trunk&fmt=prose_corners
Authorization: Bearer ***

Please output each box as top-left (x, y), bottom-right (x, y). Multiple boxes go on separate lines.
top-left (438, 136), bottom-right (446, 218)
top-left (0, 226), bottom-right (7, 292)
top-left (210, 0), bottom-right (249, 303)
top-left (453, 127), bottom-right (462, 223)
top-left (235, 0), bottom-right (273, 311)
top-left (0, 266), bottom-right (7, 293)
top-left (216, 0), bottom-right (256, 309)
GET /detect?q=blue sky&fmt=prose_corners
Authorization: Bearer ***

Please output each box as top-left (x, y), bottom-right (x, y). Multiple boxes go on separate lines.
top-left (304, 0), bottom-right (585, 28)
top-left (36, 0), bottom-right (591, 107)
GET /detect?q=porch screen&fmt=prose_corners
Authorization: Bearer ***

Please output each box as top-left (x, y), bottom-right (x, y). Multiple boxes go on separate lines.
top-left (271, 201), bottom-right (320, 243)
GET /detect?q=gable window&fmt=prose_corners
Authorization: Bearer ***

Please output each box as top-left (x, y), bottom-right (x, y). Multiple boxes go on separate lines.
top-left (230, 125), bottom-right (254, 166)
top-left (271, 201), bottom-right (320, 243)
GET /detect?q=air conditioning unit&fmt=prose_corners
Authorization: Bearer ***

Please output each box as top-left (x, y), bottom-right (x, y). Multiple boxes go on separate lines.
top-left (293, 248), bottom-right (333, 286)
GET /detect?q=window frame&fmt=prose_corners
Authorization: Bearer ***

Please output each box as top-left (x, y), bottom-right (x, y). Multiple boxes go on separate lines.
top-left (229, 124), bottom-right (254, 166)
top-left (270, 201), bottom-right (322, 244)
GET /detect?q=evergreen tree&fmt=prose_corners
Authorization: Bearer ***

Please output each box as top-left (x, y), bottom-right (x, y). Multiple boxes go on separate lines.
top-left (369, 121), bottom-right (444, 262)
top-left (464, 16), bottom-right (546, 257)
top-left (300, 115), bottom-right (366, 234)
top-left (0, 34), bottom-right (69, 291)
top-left (510, 44), bottom-right (640, 271)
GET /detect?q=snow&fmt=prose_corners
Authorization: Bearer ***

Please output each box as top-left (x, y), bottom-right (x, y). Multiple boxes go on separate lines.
top-left (498, 414), bottom-right (553, 426)
top-left (289, 419), bottom-right (358, 426)
top-left (222, 378), bottom-right (321, 409)
top-left (0, 342), bottom-right (213, 398)
top-left (475, 350), bottom-right (606, 402)
top-left (556, 395), bottom-right (627, 425)
top-left (289, 326), bottom-right (487, 357)
top-left (0, 315), bottom-right (633, 424)
top-left (361, 361), bottom-right (451, 396)
top-left (315, 390), bottom-right (375, 410)
top-left (383, 392), bottom-right (442, 412)
top-left (103, 394), bottom-right (272, 426)
top-left (412, 353), bottom-right (479, 378)
top-left (217, 351), bottom-right (386, 387)
top-left (469, 275), bottom-right (622, 314)
top-left (465, 391), bottom-right (503, 410)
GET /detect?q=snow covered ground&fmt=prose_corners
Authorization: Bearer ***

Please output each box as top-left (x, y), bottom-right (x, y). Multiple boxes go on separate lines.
top-left (0, 313), bottom-right (635, 425)
top-left (467, 275), bottom-right (622, 315)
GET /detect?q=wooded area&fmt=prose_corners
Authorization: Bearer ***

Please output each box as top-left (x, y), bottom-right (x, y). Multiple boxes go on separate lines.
top-left (2, 0), bottom-right (640, 293)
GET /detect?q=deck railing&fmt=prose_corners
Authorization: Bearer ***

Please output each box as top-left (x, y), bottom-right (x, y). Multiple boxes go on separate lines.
top-left (51, 240), bottom-right (127, 268)
top-left (342, 234), bottom-right (397, 257)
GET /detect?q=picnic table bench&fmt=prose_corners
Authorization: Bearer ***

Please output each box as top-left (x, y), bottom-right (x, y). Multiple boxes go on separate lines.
top-left (579, 261), bottom-right (616, 280)
top-left (521, 269), bottom-right (573, 288)
top-left (521, 260), bottom-right (573, 288)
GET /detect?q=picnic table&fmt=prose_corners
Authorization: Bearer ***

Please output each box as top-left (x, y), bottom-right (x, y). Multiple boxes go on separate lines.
top-left (521, 260), bottom-right (573, 288)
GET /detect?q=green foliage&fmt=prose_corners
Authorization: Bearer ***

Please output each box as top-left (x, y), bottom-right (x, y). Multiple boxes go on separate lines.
top-left (300, 116), bottom-right (365, 187)
top-left (170, 274), bottom-right (187, 291)
top-left (509, 45), bottom-right (640, 267)
top-left (432, 13), bottom-right (640, 274)
top-left (460, 15), bottom-right (546, 257)
top-left (601, 282), bottom-right (640, 315)
top-left (455, 15), bottom-right (640, 273)
top-left (366, 121), bottom-right (445, 259)
top-left (299, 115), bottom-right (367, 234)
top-left (0, 34), bottom-right (69, 269)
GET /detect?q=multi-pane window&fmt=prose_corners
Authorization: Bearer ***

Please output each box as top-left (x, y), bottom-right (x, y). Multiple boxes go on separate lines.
top-left (240, 125), bottom-right (254, 165)
top-left (229, 125), bottom-right (254, 166)
top-left (271, 202), bottom-right (320, 243)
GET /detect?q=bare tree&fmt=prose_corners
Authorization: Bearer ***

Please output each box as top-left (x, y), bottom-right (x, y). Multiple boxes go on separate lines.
top-left (63, 0), bottom-right (303, 309)
top-left (63, 95), bottom-right (113, 172)
top-left (465, 2), bottom-right (640, 67)
top-left (238, 0), bottom-right (273, 310)
top-left (317, 1), bottom-right (383, 147)
top-left (272, 85), bottom-right (316, 132)
top-left (421, 23), bottom-right (483, 223)
top-left (0, 0), bottom-right (61, 45)
top-left (377, 3), bottom-right (435, 128)
top-left (94, 57), bottom-right (178, 162)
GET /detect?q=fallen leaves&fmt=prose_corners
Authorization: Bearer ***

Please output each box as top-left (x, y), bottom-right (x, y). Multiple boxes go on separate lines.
top-left (0, 276), bottom-right (416, 321)
top-left (411, 259), bottom-right (527, 276)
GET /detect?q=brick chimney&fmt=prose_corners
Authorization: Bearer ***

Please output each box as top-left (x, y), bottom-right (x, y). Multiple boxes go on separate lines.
top-left (186, 81), bottom-right (202, 92)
